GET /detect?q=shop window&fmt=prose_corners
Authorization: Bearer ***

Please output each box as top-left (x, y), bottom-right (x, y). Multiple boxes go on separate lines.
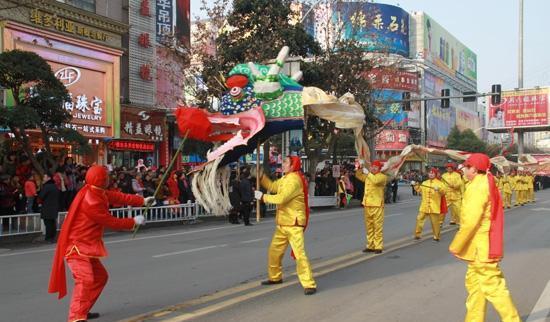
top-left (56, 0), bottom-right (96, 13)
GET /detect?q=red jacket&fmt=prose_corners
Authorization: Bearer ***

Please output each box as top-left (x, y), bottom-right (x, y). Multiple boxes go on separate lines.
top-left (49, 166), bottom-right (144, 299)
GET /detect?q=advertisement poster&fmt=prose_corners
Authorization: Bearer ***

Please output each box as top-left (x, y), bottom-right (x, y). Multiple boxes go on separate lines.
top-left (156, 0), bottom-right (174, 42)
top-left (375, 129), bottom-right (409, 150)
top-left (374, 90), bottom-right (408, 127)
top-left (335, 2), bottom-right (409, 57)
top-left (366, 68), bottom-right (420, 92)
top-left (289, 129), bottom-right (303, 152)
top-left (455, 105), bottom-right (482, 134)
top-left (421, 13), bottom-right (477, 82)
top-left (427, 100), bottom-right (452, 147)
top-left (487, 88), bottom-right (549, 129)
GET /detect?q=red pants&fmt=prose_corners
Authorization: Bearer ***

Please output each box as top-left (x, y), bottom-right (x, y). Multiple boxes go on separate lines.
top-left (66, 256), bottom-right (108, 322)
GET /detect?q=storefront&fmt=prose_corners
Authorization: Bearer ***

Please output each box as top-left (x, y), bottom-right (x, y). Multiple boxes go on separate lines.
top-left (108, 105), bottom-right (167, 169)
top-left (1, 19), bottom-right (123, 165)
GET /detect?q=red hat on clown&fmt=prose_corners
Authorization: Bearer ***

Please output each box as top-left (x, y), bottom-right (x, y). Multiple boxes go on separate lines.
top-left (463, 153), bottom-right (491, 171)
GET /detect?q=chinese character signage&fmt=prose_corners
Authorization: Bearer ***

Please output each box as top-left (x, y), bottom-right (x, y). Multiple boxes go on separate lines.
top-left (109, 140), bottom-right (155, 152)
top-left (419, 12), bottom-right (477, 82)
top-left (487, 88), bottom-right (549, 130)
top-left (375, 129), bottom-right (409, 150)
top-left (427, 100), bottom-right (452, 147)
top-left (335, 3), bottom-right (409, 57)
top-left (374, 90), bottom-right (408, 127)
top-left (29, 9), bottom-right (109, 42)
top-left (367, 68), bottom-right (419, 92)
top-left (175, 0), bottom-right (190, 47)
top-left (50, 63), bottom-right (111, 137)
top-left (156, 0), bottom-right (174, 42)
top-left (121, 106), bottom-right (166, 141)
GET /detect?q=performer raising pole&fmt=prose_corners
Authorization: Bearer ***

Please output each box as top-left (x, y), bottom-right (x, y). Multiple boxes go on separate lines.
top-left (48, 166), bottom-right (154, 322)
top-left (253, 156), bottom-right (317, 295)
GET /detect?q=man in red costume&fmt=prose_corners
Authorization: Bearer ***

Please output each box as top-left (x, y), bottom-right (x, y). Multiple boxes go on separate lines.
top-left (49, 165), bottom-right (154, 322)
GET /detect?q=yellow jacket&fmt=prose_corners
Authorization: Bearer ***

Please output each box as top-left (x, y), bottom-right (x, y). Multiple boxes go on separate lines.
top-left (449, 174), bottom-right (497, 263)
top-left (355, 170), bottom-right (387, 207)
top-left (498, 175), bottom-right (512, 194)
top-left (441, 172), bottom-right (464, 201)
top-left (415, 179), bottom-right (447, 213)
top-left (261, 172), bottom-right (307, 226)
top-left (527, 175), bottom-right (534, 189)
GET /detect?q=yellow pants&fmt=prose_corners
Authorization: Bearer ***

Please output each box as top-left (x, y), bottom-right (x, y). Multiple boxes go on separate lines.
top-left (464, 262), bottom-right (521, 322)
top-left (267, 225), bottom-right (316, 289)
top-left (415, 212), bottom-right (440, 240)
top-left (503, 192), bottom-right (512, 208)
top-left (440, 200), bottom-right (461, 225)
top-left (363, 206), bottom-right (384, 250)
top-left (528, 188), bottom-right (534, 202)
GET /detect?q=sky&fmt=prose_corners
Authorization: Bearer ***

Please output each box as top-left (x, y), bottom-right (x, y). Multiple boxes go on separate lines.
top-left (190, 0), bottom-right (550, 93)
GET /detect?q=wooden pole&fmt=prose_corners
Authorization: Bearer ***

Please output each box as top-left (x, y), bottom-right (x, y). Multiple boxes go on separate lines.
top-left (133, 129), bottom-right (190, 238)
top-left (256, 141), bottom-right (261, 223)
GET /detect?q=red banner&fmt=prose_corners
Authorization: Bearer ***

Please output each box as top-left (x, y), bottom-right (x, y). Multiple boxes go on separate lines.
top-left (366, 68), bottom-right (420, 92)
top-left (375, 129), bottom-right (409, 150)
top-left (109, 140), bottom-right (155, 152)
top-left (487, 88), bottom-right (549, 129)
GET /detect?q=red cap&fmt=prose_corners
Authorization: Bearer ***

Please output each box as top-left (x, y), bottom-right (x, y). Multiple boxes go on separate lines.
top-left (371, 160), bottom-right (383, 168)
top-left (445, 162), bottom-right (456, 169)
top-left (289, 156), bottom-right (302, 172)
top-left (429, 167), bottom-right (439, 176)
top-left (463, 153), bottom-right (491, 171)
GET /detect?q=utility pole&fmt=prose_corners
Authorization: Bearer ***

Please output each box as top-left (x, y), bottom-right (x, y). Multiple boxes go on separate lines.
top-left (517, 0), bottom-right (525, 157)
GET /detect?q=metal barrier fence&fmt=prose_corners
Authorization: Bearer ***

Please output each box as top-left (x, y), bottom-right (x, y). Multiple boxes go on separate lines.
top-left (0, 201), bottom-right (279, 238)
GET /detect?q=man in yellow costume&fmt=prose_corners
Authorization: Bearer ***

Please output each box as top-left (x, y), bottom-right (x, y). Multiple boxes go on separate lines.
top-left (355, 160), bottom-right (387, 254)
top-left (413, 168), bottom-right (447, 241)
top-left (441, 163), bottom-right (464, 225)
top-left (449, 153), bottom-right (521, 322)
top-left (526, 171), bottom-right (535, 202)
top-left (254, 156), bottom-right (317, 295)
top-left (515, 169), bottom-right (527, 206)
top-left (497, 172), bottom-right (513, 209)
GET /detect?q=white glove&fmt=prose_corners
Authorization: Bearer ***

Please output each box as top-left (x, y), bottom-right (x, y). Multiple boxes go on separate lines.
top-left (254, 190), bottom-right (263, 200)
top-left (134, 215), bottom-right (146, 225)
top-left (143, 196), bottom-right (156, 206)
top-left (433, 187), bottom-right (439, 192)
top-left (362, 168), bottom-right (369, 175)
top-left (410, 180), bottom-right (416, 186)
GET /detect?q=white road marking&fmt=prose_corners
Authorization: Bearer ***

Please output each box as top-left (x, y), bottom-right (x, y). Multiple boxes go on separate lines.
top-left (153, 244), bottom-right (228, 258)
top-left (239, 238), bottom-right (267, 244)
top-left (386, 213), bottom-right (404, 218)
top-left (526, 280), bottom-right (550, 322)
top-left (531, 208), bottom-right (550, 212)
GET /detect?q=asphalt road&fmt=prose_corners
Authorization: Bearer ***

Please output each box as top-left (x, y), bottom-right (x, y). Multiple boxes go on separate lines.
top-left (1, 189), bottom-right (550, 322)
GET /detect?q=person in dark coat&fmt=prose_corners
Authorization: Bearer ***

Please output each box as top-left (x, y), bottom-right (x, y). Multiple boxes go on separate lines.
top-left (38, 172), bottom-right (61, 243)
top-left (239, 168), bottom-right (254, 226)
top-left (391, 178), bottom-right (399, 203)
top-left (228, 173), bottom-right (241, 224)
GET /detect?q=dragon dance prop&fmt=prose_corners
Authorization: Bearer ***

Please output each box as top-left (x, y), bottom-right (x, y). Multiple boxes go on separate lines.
top-left (175, 47), bottom-right (370, 215)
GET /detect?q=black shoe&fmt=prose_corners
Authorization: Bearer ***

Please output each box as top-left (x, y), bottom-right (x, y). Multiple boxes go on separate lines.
top-left (449, 222), bottom-right (456, 225)
top-left (87, 312), bottom-right (100, 319)
top-left (374, 250), bottom-right (383, 254)
top-left (261, 279), bottom-right (282, 285)
top-left (433, 238), bottom-right (440, 242)
top-left (244, 223), bottom-right (253, 226)
top-left (304, 288), bottom-right (317, 295)
top-left (414, 236), bottom-right (421, 240)
top-left (362, 248), bottom-right (374, 253)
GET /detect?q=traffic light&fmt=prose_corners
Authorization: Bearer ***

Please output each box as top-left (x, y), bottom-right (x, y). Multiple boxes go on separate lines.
top-left (491, 84), bottom-right (502, 105)
top-left (463, 91), bottom-right (477, 102)
top-left (402, 92), bottom-right (411, 111)
top-left (441, 89), bottom-right (450, 108)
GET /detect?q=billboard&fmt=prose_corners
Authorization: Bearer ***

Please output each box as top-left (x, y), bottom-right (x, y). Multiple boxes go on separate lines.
top-left (487, 88), bottom-right (549, 129)
top-left (427, 100), bottom-right (452, 147)
top-left (335, 2), bottom-right (409, 57)
top-left (375, 129), bottom-right (409, 150)
top-left (374, 90), bottom-right (408, 127)
top-left (420, 13), bottom-right (477, 82)
top-left (366, 68), bottom-right (419, 92)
